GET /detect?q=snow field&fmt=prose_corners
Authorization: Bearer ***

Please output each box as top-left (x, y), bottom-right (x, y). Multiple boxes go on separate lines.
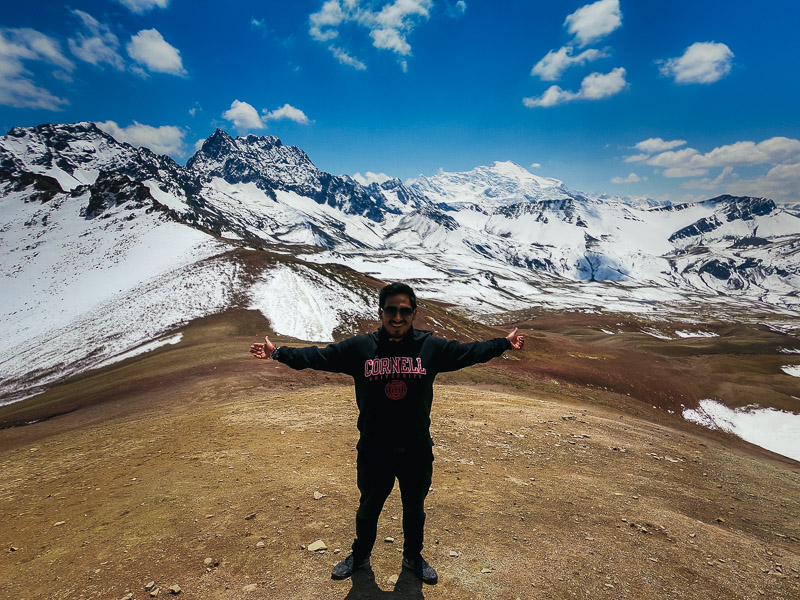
top-left (683, 400), bottom-right (800, 462)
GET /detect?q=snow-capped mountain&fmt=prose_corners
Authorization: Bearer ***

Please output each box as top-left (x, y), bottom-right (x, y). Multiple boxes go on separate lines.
top-left (410, 160), bottom-right (574, 208)
top-left (2, 122), bottom-right (799, 403)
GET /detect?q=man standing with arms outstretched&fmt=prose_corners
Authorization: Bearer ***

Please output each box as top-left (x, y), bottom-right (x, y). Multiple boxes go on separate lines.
top-left (250, 282), bottom-right (524, 585)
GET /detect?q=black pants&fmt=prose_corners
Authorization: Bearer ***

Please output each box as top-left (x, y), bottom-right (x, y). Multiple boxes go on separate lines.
top-left (351, 443), bottom-right (434, 560)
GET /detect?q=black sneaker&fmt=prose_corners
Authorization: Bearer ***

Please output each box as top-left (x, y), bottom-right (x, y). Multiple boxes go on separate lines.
top-left (402, 555), bottom-right (438, 585)
top-left (331, 554), bottom-right (370, 580)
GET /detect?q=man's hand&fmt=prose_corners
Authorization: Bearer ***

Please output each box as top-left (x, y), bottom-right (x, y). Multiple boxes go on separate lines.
top-left (506, 327), bottom-right (524, 350)
top-left (250, 335), bottom-right (276, 359)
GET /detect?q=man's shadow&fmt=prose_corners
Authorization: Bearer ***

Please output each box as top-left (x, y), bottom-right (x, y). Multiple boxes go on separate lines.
top-left (342, 566), bottom-right (424, 600)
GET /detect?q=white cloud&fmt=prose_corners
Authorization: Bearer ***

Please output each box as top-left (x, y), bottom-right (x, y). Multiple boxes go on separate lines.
top-left (0, 27), bottom-right (73, 110)
top-left (96, 120), bottom-right (186, 156)
top-left (611, 172), bottom-right (642, 184)
top-left (580, 67), bottom-right (628, 99)
top-left (564, 0), bottom-right (621, 47)
top-left (352, 171), bottom-right (393, 186)
top-left (68, 10), bottom-right (125, 70)
top-left (647, 137), bottom-right (800, 170)
top-left (681, 166), bottom-right (738, 191)
top-left (634, 138), bottom-right (687, 154)
top-left (530, 162), bottom-right (542, 169)
top-left (126, 29), bottom-right (186, 76)
top-left (222, 100), bottom-right (266, 130)
top-left (531, 45), bottom-right (608, 81)
top-left (624, 153), bottom-right (649, 163)
top-left (453, 1), bottom-right (467, 16)
top-left (659, 42), bottom-right (733, 84)
top-left (309, 0), bottom-right (432, 68)
top-left (370, 27), bottom-right (411, 55)
top-left (193, 138), bottom-right (206, 152)
top-left (264, 103), bottom-right (311, 124)
top-left (116, 0), bottom-right (170, 14)
top-left (663, 167), bottom-right (709, 178)
top-left (310, 0), bottom-right (346, 42)
top-left (330, 45), bottom-right (367, 70)
top-left (524, 67), bottom-right (628, 108)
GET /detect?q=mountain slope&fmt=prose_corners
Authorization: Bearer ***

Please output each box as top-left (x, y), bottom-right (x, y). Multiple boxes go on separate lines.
top-left (1, 122), bottom-right (799, 403)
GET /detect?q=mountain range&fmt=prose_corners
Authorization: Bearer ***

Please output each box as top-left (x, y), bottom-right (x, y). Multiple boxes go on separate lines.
top-left (1, 121), bottom-right (799, 404)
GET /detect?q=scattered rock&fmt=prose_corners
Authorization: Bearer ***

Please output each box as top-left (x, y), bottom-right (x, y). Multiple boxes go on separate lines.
top-left (256, 541), bottom-right (266, 549)
top-left (313, 491), bottom-right (325, 500)
top-left (384, 537), bottom-right (395, 543)
top-left (150, 587), bottom-right (160, 597)
top-left (120, 594), bottom-right (134, 600)
top-left (244, 512), bottom-right (257, 520)
top-left (562, 415), bottom-right (577, 421)
top-left (308, 540), bottom-right (327, 552)
top-left (203, 557), bottom-right (219, 568)
top-left (449, 551), bottom-right (460, 558)
top-left (54, 521), bottom-right (66, 527)
top-left (242, 583), bottom-right (258, 592)
top-left (144, 581), bottom-right (156, 591)
top-left (169, 584), bottom-right (181, 595)
top-left (481, 568), bottom-right (493, 574)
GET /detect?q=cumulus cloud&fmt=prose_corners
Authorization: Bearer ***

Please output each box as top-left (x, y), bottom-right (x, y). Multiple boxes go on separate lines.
top-left (222, 100), bottom-right (266, 130)
top-left (222, 100), bottom-right (311, 131)
top-left (659, 42), bottom-right (733, 84)
top-left (310, 0), bottom-right (346, 42)
top-left (96, 120), bottom-right (186, 155)
top-left (625, 135), bottom-right (800, 205)
top-left (723, 163), bottom-right (800, 205)
top-left (611, 172), bottom-right (642, 184)
top-left (116, 0), bottom-right (170, 14)
top-left (352, 171), bottom-right (393, 186)
top-left (564, 0), bottom-right (621, 47)
top-left (0, 27), bottom-right (73, 110)
top-left (646, 137), bottom-right (800, 171)
top-left (126, 29), bottom-right (186, 76)
top-left (264, 103), bottom-right (312, 124)
top-left (531, 45), bottom-right (608, 81)
top-left (69, 10), bottom-right (125, 70)
top-left (309, 0), bottom-right (432, 68)
top-left (524, 67), bottom-right (628, 108)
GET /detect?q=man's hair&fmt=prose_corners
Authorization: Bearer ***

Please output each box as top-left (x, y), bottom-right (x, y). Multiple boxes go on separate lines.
top-left (379, 282), bottom-right (417, 310)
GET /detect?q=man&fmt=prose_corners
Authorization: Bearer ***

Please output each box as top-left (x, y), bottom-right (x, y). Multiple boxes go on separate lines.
top-left (250, 282), bottom-right (524, 585)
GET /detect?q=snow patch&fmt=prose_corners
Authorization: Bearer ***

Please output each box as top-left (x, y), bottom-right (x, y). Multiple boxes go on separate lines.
top-left (249, 266), bottom-right (374, 342)
top-left (683, 400), bottom-right (800, 462)
top-left (675, 330), bottom-right (719, 338)
top-left (781, 365), bottom-right (800, 377)
top-left (641, 328), bottom-right (672, 340)
top-left (93, 334), bottom-right (183, 370)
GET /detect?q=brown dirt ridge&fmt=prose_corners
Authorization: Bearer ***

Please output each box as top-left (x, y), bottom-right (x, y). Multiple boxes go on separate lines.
top-left (1, 308), bottom-right (799, 599)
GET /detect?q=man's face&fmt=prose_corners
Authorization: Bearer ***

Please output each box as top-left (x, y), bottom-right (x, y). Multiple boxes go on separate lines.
top-left (380, 293), bottom-right (415, 340)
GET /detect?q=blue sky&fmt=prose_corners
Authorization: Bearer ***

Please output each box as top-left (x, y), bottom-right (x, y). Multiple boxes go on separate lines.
top-left (2, 0), bottom-right (799, 205)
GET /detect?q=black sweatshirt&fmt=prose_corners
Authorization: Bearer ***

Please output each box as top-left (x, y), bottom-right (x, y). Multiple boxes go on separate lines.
top-left (273, 327), bottom-right (512, 449)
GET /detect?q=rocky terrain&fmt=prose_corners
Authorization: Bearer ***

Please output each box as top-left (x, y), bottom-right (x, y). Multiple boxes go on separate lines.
top-left (1, 308), bottom-right (798, 600)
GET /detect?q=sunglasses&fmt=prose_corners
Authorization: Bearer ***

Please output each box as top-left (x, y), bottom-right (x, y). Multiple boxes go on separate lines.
top-left (381, 306), bottom-right (414, 317)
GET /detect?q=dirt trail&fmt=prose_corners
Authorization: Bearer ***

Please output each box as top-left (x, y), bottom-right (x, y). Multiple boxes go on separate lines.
top-left (2, 359), bottom-right (799, 600)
